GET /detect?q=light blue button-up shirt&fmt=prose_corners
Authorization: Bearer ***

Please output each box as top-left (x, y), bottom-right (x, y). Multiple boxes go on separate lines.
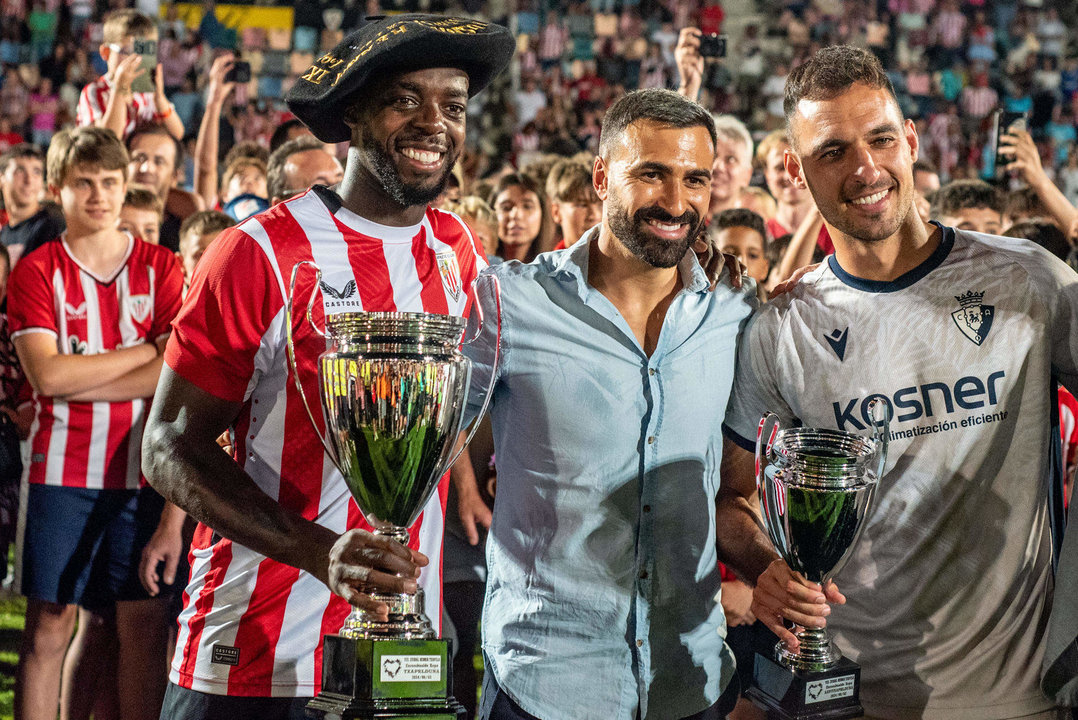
top-left (463, 236), bottom-right (757, 720)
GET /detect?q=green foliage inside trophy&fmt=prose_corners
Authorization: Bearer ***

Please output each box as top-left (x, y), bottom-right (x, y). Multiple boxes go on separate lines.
top-left (785, 486), bottom-right (862, 584)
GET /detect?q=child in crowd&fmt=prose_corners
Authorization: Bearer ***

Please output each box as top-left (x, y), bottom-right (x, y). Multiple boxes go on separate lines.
top-left (9, 125), bottom-right (183, 720)
top-left (709, 208), bottom-right (771, 289)
top-left (444, 196), bottom-right (498, 260)
top-left (546, 157), bottom-right (602, 249)
top-left (118, 184), bottom-right (163, 245)
top-left (77, 9), bottom-right (184, 142)
top-left (176, 210), bottom-right (232, 286)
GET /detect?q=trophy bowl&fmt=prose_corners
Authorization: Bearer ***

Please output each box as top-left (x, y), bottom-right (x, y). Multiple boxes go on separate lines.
top-left (755, 408), bottom-right (887, 672)
top-left (286, 262), bottom-right (499, 642)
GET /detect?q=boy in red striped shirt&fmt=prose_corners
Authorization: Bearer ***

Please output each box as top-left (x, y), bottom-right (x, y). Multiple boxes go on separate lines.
top-left (9, 126), bottom-right (184, 720)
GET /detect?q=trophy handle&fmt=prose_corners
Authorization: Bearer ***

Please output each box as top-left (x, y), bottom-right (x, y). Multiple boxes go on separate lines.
top-left (754, 413), bottom-right (781, 494)
top-left (285, 260), bottom-right (338, 465)
top-left (445, 273), bottom-right (502, 469)
top-left (866, 398), bottom-right (889, 480)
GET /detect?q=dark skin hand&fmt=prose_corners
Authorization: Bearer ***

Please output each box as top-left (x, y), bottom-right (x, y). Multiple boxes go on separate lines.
top-left (141, 366), bottom-right (427, 618)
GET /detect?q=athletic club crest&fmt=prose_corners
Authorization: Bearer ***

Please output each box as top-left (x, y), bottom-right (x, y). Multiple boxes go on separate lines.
top-left (436, 251), bottom-right (462, 302)
top-left (126, 294), bottom-right (152, 324)
top-left (951, 290), bottom-right (994, 346)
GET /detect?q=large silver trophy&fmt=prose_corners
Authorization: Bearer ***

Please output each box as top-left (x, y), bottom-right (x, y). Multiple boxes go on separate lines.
top-left (284, 260), bottom-right (498, 720)
top-left (746, 403), bottom-right (887, 720)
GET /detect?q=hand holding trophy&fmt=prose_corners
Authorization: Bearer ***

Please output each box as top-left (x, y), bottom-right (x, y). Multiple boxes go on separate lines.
top-left (747, 401), bottom-right (887, 720)
top-left (285, 260), bottom-right (499, 720)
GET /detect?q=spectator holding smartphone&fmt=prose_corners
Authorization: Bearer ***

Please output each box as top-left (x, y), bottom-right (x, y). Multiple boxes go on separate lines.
top-left (77, 9), bottom-right (184, 142)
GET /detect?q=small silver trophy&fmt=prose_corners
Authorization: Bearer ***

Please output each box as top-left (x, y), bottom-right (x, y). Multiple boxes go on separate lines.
top-left (284, 260), bottom-right (498, 720)
top-left (747, 402), bottom-right (887, 720)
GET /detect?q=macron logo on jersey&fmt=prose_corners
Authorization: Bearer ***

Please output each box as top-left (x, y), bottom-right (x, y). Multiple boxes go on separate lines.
top-left (824, 327), bottom-right (848, 361)
top-left (833, 370), bottom-right (1006, 431)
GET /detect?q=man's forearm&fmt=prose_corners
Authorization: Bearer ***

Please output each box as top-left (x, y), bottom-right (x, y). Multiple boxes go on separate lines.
top-left (194, 100), bottom-right (224, 207)
top-left (143, 424), bottom-right (338, 584)
top-left (716, 440), bottom-right (781, 584)
top-left (66, 355), bottom-right (163, 402)
top-left (716, 492), bottom-right (780, 584)
top-left (1031, 173), bottom-right (1078, 233)
top-left (98, 91), bottom-right (128, 140)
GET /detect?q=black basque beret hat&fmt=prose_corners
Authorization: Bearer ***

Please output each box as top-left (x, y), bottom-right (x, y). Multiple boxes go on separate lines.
top-left (286, 14), bottom-right (515, 143)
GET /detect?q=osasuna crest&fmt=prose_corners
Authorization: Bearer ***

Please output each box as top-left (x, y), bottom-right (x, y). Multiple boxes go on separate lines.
top-left (951, 290), bottom-right (994, 346)
top-left (436, 251), bottom-right (462, 302)
top-left (126, 294), bottom-right (152, 324)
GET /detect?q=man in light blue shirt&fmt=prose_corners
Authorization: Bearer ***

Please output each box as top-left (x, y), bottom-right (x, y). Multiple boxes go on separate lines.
top-left (462, 89), bottom-right (777, 720)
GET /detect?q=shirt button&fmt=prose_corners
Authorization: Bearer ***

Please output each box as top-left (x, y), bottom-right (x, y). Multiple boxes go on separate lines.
top-left (648, 368), bottom-right (656, 376)
top-left (637, 639), bottom-right (644, 648)
top-left (647, 436), bottom-right (656, 444)
top-left (643, 505), bottom-right (651, 513)
top-left (639, 569), bottom-right (648, 579)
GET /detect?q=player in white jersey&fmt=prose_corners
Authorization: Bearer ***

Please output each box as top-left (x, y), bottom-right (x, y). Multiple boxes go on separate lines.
top-left (141, 15), bottom-right (514, 720)
top-left (721, 46), bottom-right (1075, 719)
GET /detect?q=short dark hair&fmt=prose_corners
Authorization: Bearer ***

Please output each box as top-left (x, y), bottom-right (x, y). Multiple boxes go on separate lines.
top-left (931, 180), bottom-right (1003, 216)
top-left (267, 134), bottom-right (328, 202)
top-left (126, 125), bottom-right (184, 172)
top-left (599, 89), bottom-right (716, 159)
top-left (712, 208), bottom-right (769, 255)
top-left (784, 46), bottom-right (898, 125)
top-left (179, 210), bottom-right (234, 253)
top-left (1004, 220), bottom-right (1070, 263)
top-left (0, 143), bottom-right (44, 175)
top-left (1003, 186), bottom-right (1050, 223)
top-left (270, 119), bottom-right (310, 154)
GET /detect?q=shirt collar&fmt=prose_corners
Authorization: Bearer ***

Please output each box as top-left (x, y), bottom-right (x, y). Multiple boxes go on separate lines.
top-left (552, 227), bottom-right (711, 295)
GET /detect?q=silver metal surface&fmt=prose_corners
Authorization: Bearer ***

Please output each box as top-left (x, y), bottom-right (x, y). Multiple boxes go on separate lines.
top-left (755, 403), bottom-right (888, 671)
top-left (285, 261), bottom-right (500, 641)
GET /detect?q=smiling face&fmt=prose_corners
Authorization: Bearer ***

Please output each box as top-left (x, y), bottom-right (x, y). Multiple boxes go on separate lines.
top-left (56, 164), bottom-right (126, 236)
top-left (127, 132), bottom-right (177, 199)
top-left (786, 82), bottom-right (919, 243)
top-left (763, 143), bottom-right (808, 207)
top-left (597, 119), bottom-right (713, 268)
top-left (710, 134), bottom-right (753, 209)
top-left (1, 156), bottom-right (44, 211)
top-left (349, 67), bottom-right (468, 208)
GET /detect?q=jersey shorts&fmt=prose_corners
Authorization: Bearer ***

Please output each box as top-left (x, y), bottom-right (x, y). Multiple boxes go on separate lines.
top-left (18, 484), bottom-right (172, 607)
top-left (724, 225), bottom-right (1078, 720)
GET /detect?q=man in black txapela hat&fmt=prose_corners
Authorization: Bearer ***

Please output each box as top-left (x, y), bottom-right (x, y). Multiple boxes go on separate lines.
top-left (142, 15), bottom-right (513, 720)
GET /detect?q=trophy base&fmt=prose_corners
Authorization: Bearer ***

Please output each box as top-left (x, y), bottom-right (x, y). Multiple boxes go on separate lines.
top-left (747, 653), bottom-right (863, 720)
top-left (305, 635), bottom-right (465, 720)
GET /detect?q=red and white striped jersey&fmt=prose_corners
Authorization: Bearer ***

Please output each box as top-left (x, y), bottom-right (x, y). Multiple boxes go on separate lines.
top-left (76, 75), bottom-right (159, 140)
top-left (163, 186), bottom-right (486, 698)
top-left (8, 235), bottom-right (184, 490)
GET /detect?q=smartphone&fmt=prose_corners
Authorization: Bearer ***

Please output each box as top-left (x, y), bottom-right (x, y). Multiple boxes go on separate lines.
top-left (991, 109), bottom-right (1029, 180)
top-left (131, 38), bottom-right (157, 94)
top-left (225, 61), bottom-right (252, 84)
top-left (699, 33), bottom-right (727, 58)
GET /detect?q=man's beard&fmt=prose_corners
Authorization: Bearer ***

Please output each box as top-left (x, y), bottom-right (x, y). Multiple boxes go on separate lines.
top-left (607, 193), bottom-right (702, 268)
top-left (362, 143), bottom-right (454, 208)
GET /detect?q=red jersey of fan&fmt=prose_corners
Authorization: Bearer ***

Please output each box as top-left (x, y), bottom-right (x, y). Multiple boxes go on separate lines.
top-left (766, 216), bottom-right (835, 255)
top-left (164, 186), bottom-right (487, 697)
top-left (76, 75), bottom-right (160, 140)
top-left (1060, 387), bottom-right (1078, 496)
top-left (8, 235), bottom-right (184, 490)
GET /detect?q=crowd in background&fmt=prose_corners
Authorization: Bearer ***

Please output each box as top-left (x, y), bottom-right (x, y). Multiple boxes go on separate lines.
top-left (0, 0), bottom-right (1073, 195)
